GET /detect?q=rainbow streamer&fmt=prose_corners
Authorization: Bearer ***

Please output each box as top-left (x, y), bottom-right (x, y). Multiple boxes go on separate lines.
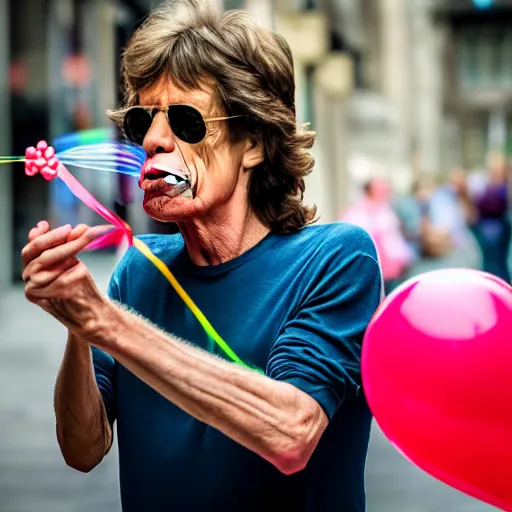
top-left (134, 238), bottom-right (262, 372)
top-left (0, 158), bottom-right (26, 164)
top-left (17, 133), bottom-right (260, 372)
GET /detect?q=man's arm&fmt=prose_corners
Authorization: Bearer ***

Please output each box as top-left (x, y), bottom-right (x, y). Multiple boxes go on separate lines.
top-left (54, 331), bottom-right (113, 472)
top-left (86, 303), bottom-right (328, 475)
top-left (23, 222), bottom-right (113, 473)
top-left (23, 223), bottom-right (378, 476)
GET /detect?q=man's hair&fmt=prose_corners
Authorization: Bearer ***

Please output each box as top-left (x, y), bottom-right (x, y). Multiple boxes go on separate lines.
top-left (109, 0), bottom-right (317, 232)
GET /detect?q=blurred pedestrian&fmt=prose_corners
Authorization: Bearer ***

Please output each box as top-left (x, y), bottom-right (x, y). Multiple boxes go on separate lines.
top-left (471, 153), bottom-right (510, 282)
top-left (428, 169), bottom-right (476, 251)
top-left (342, 178), bottom-right (413, 294)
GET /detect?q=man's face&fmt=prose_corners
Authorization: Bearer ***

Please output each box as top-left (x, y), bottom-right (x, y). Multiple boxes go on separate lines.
top-left (137, 78), bottom-right (248, 223)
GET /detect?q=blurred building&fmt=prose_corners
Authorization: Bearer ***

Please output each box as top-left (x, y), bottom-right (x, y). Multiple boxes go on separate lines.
top-left (434, 0), bottom-right (512, 170)
top-left (2, 0), bottom-right (149, 284)
top-left (1, 0), bottom-right (511, 285)
top-left (271, 0), bottom-right (512, 217)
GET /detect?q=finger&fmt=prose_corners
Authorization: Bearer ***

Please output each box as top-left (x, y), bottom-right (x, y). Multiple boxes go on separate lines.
top-left (22, 224), bottom-right (72, 267)
top-left (23, 225), bottom-right (112, 278)
top-left (66, 224), bottom-right (89, 242)
top-left (24, 285), bottom-right (51, 309)
top-left (25, 262), bottom-right (89, 300)
top-left (67, 224), bottom-right (115, 243)
top-left (26, 257), bottom-right (79, 287)
top-left (28, 221), bottom-right (50, 242)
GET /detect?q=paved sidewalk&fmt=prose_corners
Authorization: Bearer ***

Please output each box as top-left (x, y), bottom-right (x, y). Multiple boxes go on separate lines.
top-left (0, 253), bottom-right (121, 512)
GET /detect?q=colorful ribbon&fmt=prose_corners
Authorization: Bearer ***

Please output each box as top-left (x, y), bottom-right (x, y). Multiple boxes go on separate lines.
top-left (23, 140), bottom-right (260, 372)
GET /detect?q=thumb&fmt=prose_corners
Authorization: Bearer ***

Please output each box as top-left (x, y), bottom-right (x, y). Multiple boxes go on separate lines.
top-left (67, 224), bottom-right (114, 243)
top-left (66, 224), bottom-right (89, 242)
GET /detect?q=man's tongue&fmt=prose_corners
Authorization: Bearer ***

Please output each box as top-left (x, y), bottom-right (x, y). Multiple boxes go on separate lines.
top-left (141, 154), bottom-right (193, 198)
top-left (142, 156), bottom-right (194, 198)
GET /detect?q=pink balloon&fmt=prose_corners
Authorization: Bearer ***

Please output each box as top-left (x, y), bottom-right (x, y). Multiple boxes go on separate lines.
top-left (362, 269), bottom-right (512, 510)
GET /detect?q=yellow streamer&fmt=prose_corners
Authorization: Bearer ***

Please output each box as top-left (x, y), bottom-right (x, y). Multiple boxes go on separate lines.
top-left (133, 237), bottom-right (261, 372)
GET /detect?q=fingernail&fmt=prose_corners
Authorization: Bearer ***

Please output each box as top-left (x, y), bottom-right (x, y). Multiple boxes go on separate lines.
top-left (37, 221), bottom-right (45, 228)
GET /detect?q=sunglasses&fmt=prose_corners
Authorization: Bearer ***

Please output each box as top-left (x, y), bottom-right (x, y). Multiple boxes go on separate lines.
top-left (122, 104), bottom-right (242, 146)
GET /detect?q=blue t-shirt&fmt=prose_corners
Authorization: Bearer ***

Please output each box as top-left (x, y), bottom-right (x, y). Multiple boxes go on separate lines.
top-left (92, 222), bottom-right (382, 512)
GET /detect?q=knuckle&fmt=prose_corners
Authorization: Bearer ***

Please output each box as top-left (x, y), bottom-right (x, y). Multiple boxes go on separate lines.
top-left (31, 237), bottom-right (43, 252)
top-left (74, 224), bottom-right (89, 233)
top-left (67, 225), bottom-right (88, 242)
top-left (23, 241), bottom-right (42, 263)
top-left (29, 273), bottom-right (48, 287)
top-left (21, 245), bottom-right (31, 262)
top-left (24, 285), bottom-right (36, 302)
top-left (60, 272), bottom-right (77, 289)
top-left (37, 251), bottom-right (54, 267)
top-left (76, 269), bottom-right (89, 283)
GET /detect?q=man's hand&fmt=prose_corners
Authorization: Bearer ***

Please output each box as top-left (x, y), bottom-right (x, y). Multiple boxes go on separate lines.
top-left (22, 221), bottom-right (112, 333)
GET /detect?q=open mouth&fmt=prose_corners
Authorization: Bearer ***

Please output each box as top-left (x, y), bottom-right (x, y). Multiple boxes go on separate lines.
top-left (146, 169), bottom-right (188, 185)
top-left (144, 166), bottom-right (193, 198)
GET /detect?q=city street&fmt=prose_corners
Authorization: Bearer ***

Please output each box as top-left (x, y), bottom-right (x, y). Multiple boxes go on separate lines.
top-left (0, 252), bottom-right (496, 512)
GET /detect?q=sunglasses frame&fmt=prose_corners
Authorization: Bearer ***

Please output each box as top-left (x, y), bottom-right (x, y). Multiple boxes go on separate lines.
top-left (121, 104), bottom-right (243, 145)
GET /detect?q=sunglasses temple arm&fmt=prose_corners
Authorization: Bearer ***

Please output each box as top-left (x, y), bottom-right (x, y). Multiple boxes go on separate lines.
top-left (204, 115), bottom-right (243, 122)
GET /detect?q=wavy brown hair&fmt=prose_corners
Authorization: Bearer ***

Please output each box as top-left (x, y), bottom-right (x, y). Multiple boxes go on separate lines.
top-left (109, 0), bottom-right (317, 233)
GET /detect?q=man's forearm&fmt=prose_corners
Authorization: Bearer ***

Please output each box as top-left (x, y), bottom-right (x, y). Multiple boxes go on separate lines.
top-left (54, 332), bottom-right (112, 472)
top-left (88, 302), bottom-right (328, 475)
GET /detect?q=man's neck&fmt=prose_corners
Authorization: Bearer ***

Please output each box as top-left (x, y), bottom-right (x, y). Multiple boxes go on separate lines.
top-left (177, 203), bottom-right (270, 267)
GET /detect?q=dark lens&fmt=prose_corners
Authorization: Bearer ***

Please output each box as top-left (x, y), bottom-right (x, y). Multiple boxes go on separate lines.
top-left (123, 108), bottom-right (153, 145)
top-left (168, 105), bottom-right (206, 144)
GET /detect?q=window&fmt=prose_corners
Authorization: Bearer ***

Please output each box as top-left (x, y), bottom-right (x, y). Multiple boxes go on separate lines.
top-left (456, 22), bottom-right (512, 90)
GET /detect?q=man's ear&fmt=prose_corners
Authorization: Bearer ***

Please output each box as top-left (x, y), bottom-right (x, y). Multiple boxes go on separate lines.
top-left (242, 138), bottom-right (264, 169)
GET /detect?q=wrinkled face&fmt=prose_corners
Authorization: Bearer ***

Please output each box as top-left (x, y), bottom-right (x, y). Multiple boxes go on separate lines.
top-left (137, 78), bottom-right (249, 223)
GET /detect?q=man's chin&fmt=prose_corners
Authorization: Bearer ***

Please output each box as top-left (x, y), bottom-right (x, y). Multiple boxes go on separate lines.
top-left (142, 194), bottom-right (192, 223)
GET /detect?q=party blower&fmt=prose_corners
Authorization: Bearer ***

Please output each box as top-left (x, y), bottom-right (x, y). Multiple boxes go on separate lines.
top-left (2, 133), bottom-right (260, 373)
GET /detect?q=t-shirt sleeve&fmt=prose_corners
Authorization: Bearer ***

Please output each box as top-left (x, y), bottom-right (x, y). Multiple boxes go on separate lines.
top-left (91, 270), bottom-right (120, 427)
top-left (266, 232), bottom-right (382, 420)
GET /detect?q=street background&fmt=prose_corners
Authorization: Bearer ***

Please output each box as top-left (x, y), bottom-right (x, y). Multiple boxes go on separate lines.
top-left (1, 252), bottom-right (498, 512)
top-left (1, 0), bottom-right (510, 510)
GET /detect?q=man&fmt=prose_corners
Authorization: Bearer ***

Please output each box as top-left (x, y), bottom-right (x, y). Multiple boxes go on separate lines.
top-left (22, 1), bottom-right (382, 511)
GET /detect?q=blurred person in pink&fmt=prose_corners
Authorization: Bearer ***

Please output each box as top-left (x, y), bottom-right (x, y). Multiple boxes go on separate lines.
top-left (341, 178), bottom-right (413, 294)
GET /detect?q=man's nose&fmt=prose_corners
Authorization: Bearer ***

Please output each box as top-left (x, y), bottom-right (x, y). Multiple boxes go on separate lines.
top-left (143, 112), bottom-right (175, 156)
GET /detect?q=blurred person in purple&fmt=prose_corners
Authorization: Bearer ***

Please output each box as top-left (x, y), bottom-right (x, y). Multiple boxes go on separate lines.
top-left (342, 178), bottom-right (412, 294)
top-left (471, 154), bottom-right (510, 282)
